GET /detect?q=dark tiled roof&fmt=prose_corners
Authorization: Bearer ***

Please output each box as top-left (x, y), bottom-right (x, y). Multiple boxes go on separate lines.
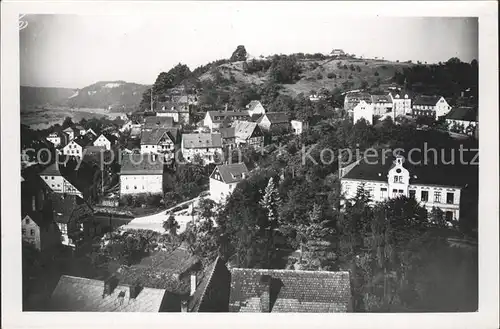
top-left (246, 100), bottom-right (263, 111)
top-left (49, 275), bottom-right (169, 312)
top-left (207, 111), bottom-right (251, 124)
top-left (229, 269), bottom-right (352, 312)
top-left (342, 152), bottom-right (470, 187)
top-left (189, 256), bottom-right (230, 312)
top-left (73, 135), bottom-right (93, 148)
top-left (49, 194), bottom-right (93, 224)
top-left (144, 116), bottom-right (174, 129)
top-left (345, 92), bottom-right (372, 104)
top-left (413, 95), bottom-right (443, 106)
top-left (371, 95), bottom-right (391, 103)
top-left (445, 107), bottom-right (477, 122)
top-left (219, 127), bottom-right (236, 139)
top-left (140, 128), bottom-right (172, 145)
top-left (234, 121), bottom-right (261, 140)
top-left (120, 154), bottom-right (164, 175)
top-left (22, 210), bottom-right (52, 229)
top-left (211, 163), bottom-right (249, 184)
top-left (262, 112), bottom-right (289, 124)
top-left (250, 114), bottom-right (263, 122)
top-left (389, 90), bottom-right (413, 99)
top-left (39, 163), bottom-right (61, 176)
top-left (182, 133), bottom-right (222, 149)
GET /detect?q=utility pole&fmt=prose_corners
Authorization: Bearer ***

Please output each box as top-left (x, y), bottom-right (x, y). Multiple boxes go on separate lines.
top-left (150, 89), bottom-right (154, 112)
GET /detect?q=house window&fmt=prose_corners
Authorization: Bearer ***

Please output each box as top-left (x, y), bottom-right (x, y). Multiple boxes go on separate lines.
top-left (409, 190), bottom-right (416, 199)
top-left (421, 191), bottom-right (428, 202)
top-left (134, 186), bottom-right (137, 190)
top-left (51, 176), bottom-right (54, 180)
top-left (392, 189), bottom-right (397, 197)
top-left (434, 191), bottom-right (441, 203)
top-left (446, 192), bottom-right (454, 204)
top-left (380, 187), bottom-right (387, 192)
top-left (26, 218), bottom-right (30, 224)
top-left (398, 189), bottom-right (404, 194)
top-left (22, 228), bottom-right (26, 235)
top-left (445, 211), bottom-right (453, 221)
top-left (30, 229), bottom-right (35, 236)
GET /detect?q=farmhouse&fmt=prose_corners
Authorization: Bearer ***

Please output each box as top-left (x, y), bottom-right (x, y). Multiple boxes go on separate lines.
top-left (445, 106), bottom-right (478, 136)
top-left (46, 131), bottom-right (68, 148)
top-left (245, 100), bottom-right (266, 117)
top-left (353, 100), bottom-right (374, 125)
top-left (210, 163), bottom-right (249, 203)
top-left (344, 92), bottom-right (372, 113)
top-left (203, 111), bottom-right (251, 132)
top-left (38, 162), bottom-right (93, 199)
top-left (157, 103), bottom-right (190, 124)
top-left (93, 133), bottom-right (117, 151)
top-left (256, 112), bottom-right (290, 133)
top-left (181, 133), bottom-right (223, 164)
top-left (62, 135), bottom-right (93, 158)
top-left (120, 154), bottom-right (164, 196)
top-left (140, 128), bottom-right (178, 160)
top-left (48, 193), bottom-right (94, 247)
top-left (412, 95), bottom-right (451, 119)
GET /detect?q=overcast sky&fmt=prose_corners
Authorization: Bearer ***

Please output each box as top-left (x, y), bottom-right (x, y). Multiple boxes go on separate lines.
top-left (19, 5), bottom-right (478, 89)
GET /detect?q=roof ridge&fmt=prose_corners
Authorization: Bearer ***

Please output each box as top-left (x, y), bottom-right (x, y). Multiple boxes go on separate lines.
top-left (192, 257), bottom-right (221, 312)
top-left (231, 268), bottom-right (350, 275)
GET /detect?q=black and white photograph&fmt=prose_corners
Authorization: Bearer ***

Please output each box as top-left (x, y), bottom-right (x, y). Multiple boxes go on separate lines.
top-left (1, 1), bottom-right (498, 329)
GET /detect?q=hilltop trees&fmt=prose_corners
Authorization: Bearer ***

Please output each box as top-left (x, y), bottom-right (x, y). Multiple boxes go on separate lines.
top-left (269, 55), bottom-right (302, 84)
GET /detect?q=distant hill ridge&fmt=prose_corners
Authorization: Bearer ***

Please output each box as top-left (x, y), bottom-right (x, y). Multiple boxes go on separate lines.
top-left (21, 80), bottom-right (150, 111)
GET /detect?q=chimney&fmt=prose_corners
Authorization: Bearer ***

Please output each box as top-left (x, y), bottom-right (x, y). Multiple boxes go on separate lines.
top-left (129, 283), bottom-right (142, 299)
top-left (190, 273), bottom-right (197, 296)
top-left (103, 276), bottom-right (119, 296)
top-left (259, 274), bottom-right (272, 313)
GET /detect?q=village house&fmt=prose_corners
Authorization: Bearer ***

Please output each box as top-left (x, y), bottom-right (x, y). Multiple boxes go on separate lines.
top-left (203, 111), bottom-right (251, 132)
top-left (120, 119), bottom-right (142, 133)
top-left (50, 193), bottom-right (94, 247)
top-left (157, 102), bottom-right (190, 125)
top-left (228, 268), bottom-right (352, 312)
top-left (63, 126), bottom-right (85, 141)
top-left (353, 100), bottom-right (375, 125)
top-left (256, 112), bottom-right (290, 133)
top-left (62, 135), bottom-right (93, 159)
top-left (412, 95), bottom-right (452, 119)
top-left (370, 94), bottom-right (393, 116)
top-left (46, 131), bottom-right (69, 148)
top-left (209, 163), bottom-right (249, 203)
top-left (219, 126), bottom-right (237, 149)
top-left (445, 106), bottom-right (478, 136)
top-left (143, 116), bottom-right (175, 131)
top-left (93, 133), bottom-right (117, 151)
top-left (220, 121), bottom-right (265, 149)
top-left (38, 159), bottom-right (100, 201)
top-left (290, 120), bottom-right (309, 135)
top-left (181, 133), bottom-right (223, 164)
top-left (120, 154), bottom-right (164, 196)
top-left (140, 128), bottom-right (179, 160)
top-left (343, 92), bottom-right (372, 113)
top-left (340, 154), bottom-right (463, 224)
top-left (245, 100), bottom-right (266, 117)
top-left (388, 90), bottom-right (412, 117)
top-left (21, 168), bottom-right (60, 251)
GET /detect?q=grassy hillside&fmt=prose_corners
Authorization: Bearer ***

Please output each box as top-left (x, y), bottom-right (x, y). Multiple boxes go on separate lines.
top-left (199, 57), bottom-right (414, 97)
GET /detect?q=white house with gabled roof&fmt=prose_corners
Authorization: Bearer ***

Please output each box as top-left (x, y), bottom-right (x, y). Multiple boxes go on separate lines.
top-left (209, 163), bottom-right (249, 203)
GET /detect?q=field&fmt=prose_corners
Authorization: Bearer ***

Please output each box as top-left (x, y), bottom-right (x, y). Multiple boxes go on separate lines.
top-left (21, 107), bottom-right (124, 130)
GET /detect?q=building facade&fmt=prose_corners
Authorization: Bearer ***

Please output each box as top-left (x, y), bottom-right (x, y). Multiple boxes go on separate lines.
top-left (181, 133), bottom-right (223, 164)
top-left (353, 100), bottom-right (374, 125)
top-left (341, 155), bottom-right (461, 224)
top-left (120, 154), bottom-right (164, 196)
top-left (388, 91), bottom-right (412, 117)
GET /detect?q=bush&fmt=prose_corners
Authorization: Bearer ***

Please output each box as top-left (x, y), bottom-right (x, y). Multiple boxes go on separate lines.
top-left (146, 194), bottom-right (162, 207)
top-left (327, 72), bottom-right (336, 79)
